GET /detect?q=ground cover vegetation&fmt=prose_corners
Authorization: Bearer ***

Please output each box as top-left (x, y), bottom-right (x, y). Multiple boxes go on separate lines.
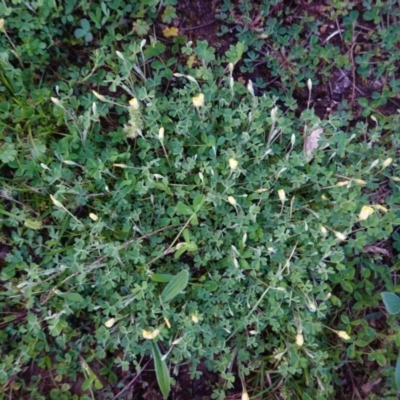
top-left (0, 0), bottom-right (400, 399)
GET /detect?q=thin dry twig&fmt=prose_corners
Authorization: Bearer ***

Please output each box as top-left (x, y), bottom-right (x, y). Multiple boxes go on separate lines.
top-left (40, 223), bottom-right (184, 305)
top-left (349, 32), bottom-right (360, 109)
top-left (112, 359), bottom-right (151, 400)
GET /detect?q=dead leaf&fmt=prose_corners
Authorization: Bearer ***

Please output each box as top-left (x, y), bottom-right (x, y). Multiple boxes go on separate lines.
top-left (303, 127), bottom-right (324, 162)
top-left (363, 245), bottom-right (390, 257)
top-left (162, 27), bottom-right (179, 38)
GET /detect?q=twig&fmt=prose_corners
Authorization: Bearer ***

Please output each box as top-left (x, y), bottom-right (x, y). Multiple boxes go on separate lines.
top-left (181, 19), bottom-right (218, 31)
top-left (112, 359), bottom-right (151, 400)
top-left (349, 32), bottom-right (359, 109)
top-left (40, 223), bottom-right (184, 305)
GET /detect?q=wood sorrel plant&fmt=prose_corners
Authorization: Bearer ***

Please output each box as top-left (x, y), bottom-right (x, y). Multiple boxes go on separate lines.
top-left (1, 36), bottom-right (399, 400)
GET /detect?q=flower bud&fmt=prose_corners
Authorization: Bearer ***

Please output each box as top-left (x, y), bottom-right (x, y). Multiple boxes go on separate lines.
top-left (307, 78), bottom-right (312, 92)
top-left (271, 106), bottom-right (278, 122)
top-left (158, 127), bottom-right (164, 141)
top-left (89, 213), bottom-right (99, 221)
top-left (104, 318), bottom-right (116, 328)
top-left (337, 330), bottom-right (350, 340)
top-left (295, 333), bottom-right (304, 346)
top-left (247, 80), bottom-right (254, 96)
top-left (278, 189), bottom-right (286, 203)
top-left (242, 391), bottom-right (250, 400)
top-left (382, 158), bottom-right (393, 168)
top-left (334, 231), bottom-right (347, 241)
top-left (227, 196), bottom-right (237, 206)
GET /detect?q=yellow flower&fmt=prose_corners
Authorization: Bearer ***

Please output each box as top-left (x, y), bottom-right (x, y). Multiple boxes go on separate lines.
top-left (89, 213), bottom-right (99, 221)
top-left (278, 189), bottom-right (286, 203)
top-left (142, 329), bottom-right (160, 340)
top-left (320, 225), bottom-right (327, 236)
top-left (192, 93), bottom-right (204, 108)
top-left (104, 318), bottom-right (116, 328)
top-left (191, 314), bottom-right (199, 323)
top-left (242, 391), bottom-right (250, 400)
top-left (129, 98), bottom-right (140, 110)
top-left (229, 158), bottom-right (238, 171)
top-left (359, 205), bottom-right (374, 221)
top-left (336, 330), bottom-right (350, 340)
top-left (0, 19), bottom-right (4, 31)
top-left (295, 333), bottom-right (304, 347)
top-left (227, 196), bottom-right (237, 206)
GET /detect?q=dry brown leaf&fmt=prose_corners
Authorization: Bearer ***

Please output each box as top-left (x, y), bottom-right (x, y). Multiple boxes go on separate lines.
top-left (362, 245), bottom-right (390, 257)
top-left (303, 127), bottom-right (324, 162)
top-left (162, 27), bottom-right (179, 38)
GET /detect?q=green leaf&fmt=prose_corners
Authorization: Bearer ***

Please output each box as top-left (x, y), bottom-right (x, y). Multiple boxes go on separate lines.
top-left (176, 202), bottom-right (193, 215)
top-left (80, 18), bottom-right (90, 31)
top-left (182, 229), bottom-right (190, 242)
top-left (30, 140), bottom-right (47, 159)
top-left (144, 42), bottom-right (166, 58)
top-left (61, 292), bottom-right (85, 303)
top-left (24, 219), bottom-right (43, 230)
top-left (192, 194), bottom-right (205, 211)
top-left (132, 19), bottom-right (150, 36)
top-left (161, 270), bottom-right (189, 303)
top-left (194, 40), bottom-right (216, 64)
top-left (358, 97), bottom-right (368, 107)
top-left (225, 42), bottom-right (246, 63)
top-left (74, 28), bottom-right (87, 39)
top-left (203, 281), bottom-right (218, 292)
top-left (381, 292), bottom-right (400, 315)
top-left (151, 341), bottom-right (171, 399)
top-left (0, 143), bottom-right (17, 163)
top-left (396, 354), bottom-right (400, 392)
top-left (151, 273), bottom-right (174, 283)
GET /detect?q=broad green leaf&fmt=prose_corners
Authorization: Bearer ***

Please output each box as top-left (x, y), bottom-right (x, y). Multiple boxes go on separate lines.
top-left (62, 292), bottom-right (85, 303)
top-left (190, 214), bottom-right (198, 225)
top-left (182, 228), bottom-right (190, 243)
top-left (192, 194), bottom-right (205, 211)
top-left (176, 202), bottom-right (193, 215)
top-left (396, 354), bottom-right (400, 392)
top-left (24, 219), bottom-right (43, 230)
top-left (31, 140), bottom-right (47, 159)
top-left (161, 270), bottom-right (189, 303)
top-left (151, 273), bottom-right (174, 283)
top-left (203, 281), bottom-right (218, 292)
top-left (74, 28), bottom-right (86, 39)
top-left (151, 342), bottom-right (171, 399)
top-left (0, 143), bottom-right (17, 163)
top-left (381, 292), bottom-right (400, 315)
